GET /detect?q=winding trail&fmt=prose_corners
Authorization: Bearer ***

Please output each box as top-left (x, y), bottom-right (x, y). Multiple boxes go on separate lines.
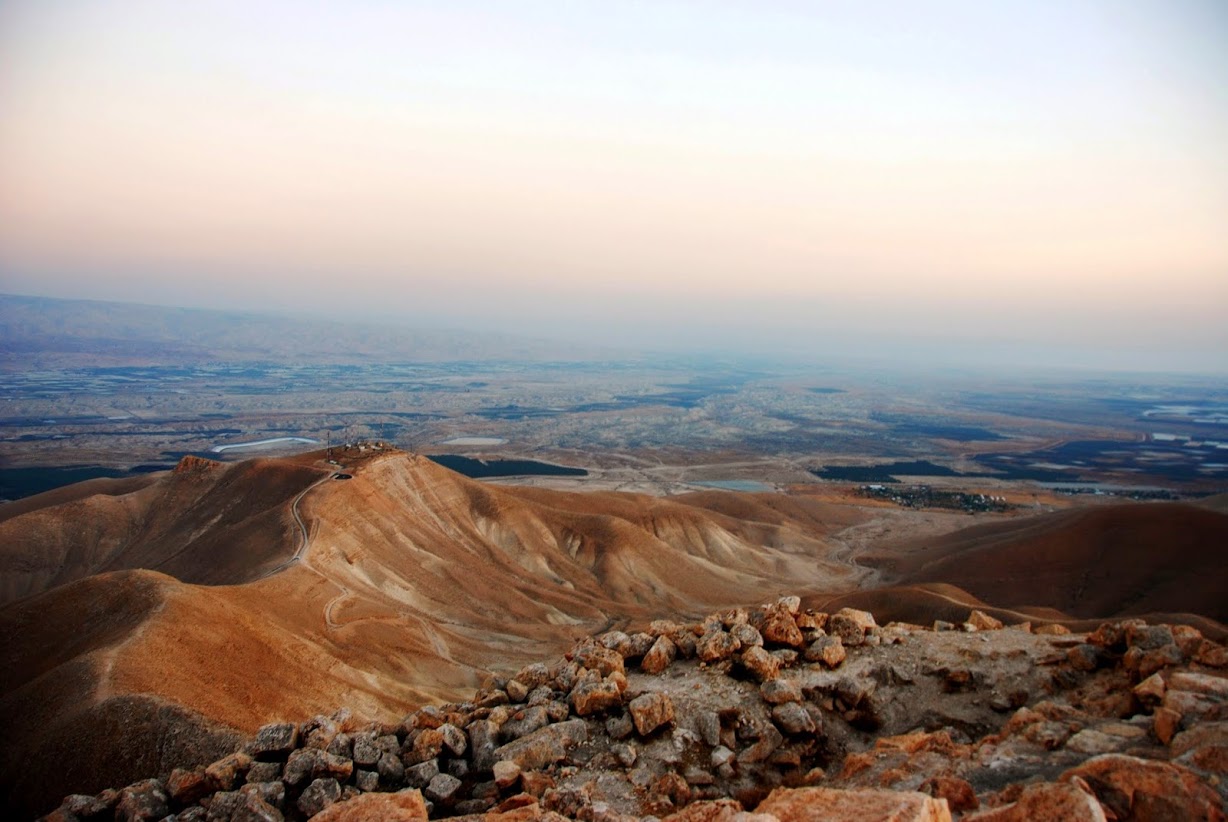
top-left (256, 473), bottom-right (334, 580)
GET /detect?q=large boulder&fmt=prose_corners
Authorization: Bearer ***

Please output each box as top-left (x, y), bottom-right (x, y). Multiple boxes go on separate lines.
top-left (754, 786), bottom-right (951, 821)
top-left (1061, 754), bottom-right (1223, 821)
top-left (492, 719), bottom-right (587, 771)
top-left (311, 789), bottom-right (429, 822)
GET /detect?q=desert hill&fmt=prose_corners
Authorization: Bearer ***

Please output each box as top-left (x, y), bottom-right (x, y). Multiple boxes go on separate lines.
top-left (0, 456), bottom-right (328, 606)
top-left (37, 597), bottom-right (1228, 821)
top-left (0, 448), bottom-right (872, 813)
top-left (4, 447), bottom-right (1228, 816)
top-left (861, 502), bottom-right (1228, 623)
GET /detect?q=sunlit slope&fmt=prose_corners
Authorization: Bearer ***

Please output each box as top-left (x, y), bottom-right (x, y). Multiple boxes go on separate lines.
top-left (0, 449), bottom-right (867, 810)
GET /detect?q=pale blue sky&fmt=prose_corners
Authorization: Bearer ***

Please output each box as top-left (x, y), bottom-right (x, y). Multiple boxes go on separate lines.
top-left (1, 1), bottom-right (1225, 370)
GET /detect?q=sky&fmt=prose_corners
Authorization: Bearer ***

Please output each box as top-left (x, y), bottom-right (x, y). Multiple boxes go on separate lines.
top-left (1, 1), bottom-right (1226, 371)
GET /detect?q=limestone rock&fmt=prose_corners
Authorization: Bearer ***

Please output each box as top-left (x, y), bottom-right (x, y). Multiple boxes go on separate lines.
top-left (438, 723), bottom-right (467, 757)
top-left (506, 679), bottom-right (529, 703)
top-left (804, 635), bottom-right (847, 668)
top-left (829, 608), bottom-right (877, 646)
top-left (378, 752), bottom-right (407, 786)
top-left (572, 645), bottom-right (625, 677)
top-left (114, 779), bottom-right (168, 822)
top-left (698, 630), bottom-right (740, 662)
top-left (628, 692), bottom-right (675, 736)
top-left (921, 777), bottom-right (978, 813)
top-left (760, 678), bottom-right (802, 704)
top-left (1154, 707), bottom-right (1183, 745)
top-left (166, 768), bottom-right (211, 806)
top-left (967, 610), bottom-right (1004, 631)
top-left (1133, 672), bottom-right (1166, 704)
top-left (425, 773), bottom-right (463, 804)
top-left (1195, 639), bottom-right (1228, 668)
top-left (731, 623), bottom-right (764, 648)
top-left (772, 702), bottom-right (817, 736)
top-left (404, 758), bottom-right (438, 789)
top-left (251, 723), bottom-right (299, 760)
top-left (296, 778), bottom-right (342, 818)
top-left (761, 604), bottom-right (805, 648)
top-left (1061, 753), bottom-right (1223, 821)
top-left (963, 783), bottom-right (1104, 821)
top-left (493, 760), bottom-right (522, 789)
top-left (741, 646), bottom-right (782, 682)
top-left (570, 679), bottom-right (623, 716)
top-left (642, 635), bottom-right (678, 674)
top-left (350, 732), bottom-right (380, 768)
top-left (206, 751), bottom-right (253, 791)
top-left (754, 786), bottom-right (951, 822)
top-left (311, 789), bottom-right (429, 822)
top-left (284, 749), bottom-right (353, 787)
top-left (493, 719), bottom-right (587, 770)
top-left (468, 719), bottom-right (500, 772)
top-left (302, 716), bottom-right (339, 750)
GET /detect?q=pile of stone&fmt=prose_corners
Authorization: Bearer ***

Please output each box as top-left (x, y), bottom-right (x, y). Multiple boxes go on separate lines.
top-left (42, 598), bottom-right (1228, 821)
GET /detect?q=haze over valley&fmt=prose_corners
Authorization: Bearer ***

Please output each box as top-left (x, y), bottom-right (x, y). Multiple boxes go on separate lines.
top-left (1, 1), bottom-right (1226, 819)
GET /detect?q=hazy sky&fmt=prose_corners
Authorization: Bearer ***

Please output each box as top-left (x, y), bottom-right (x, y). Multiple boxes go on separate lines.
top-left (1, 1), bottom-right (1225, 370)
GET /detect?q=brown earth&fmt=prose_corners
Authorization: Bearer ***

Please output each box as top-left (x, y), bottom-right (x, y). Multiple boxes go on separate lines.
top-left (0, 457), bottom-right (328, 605)
top-left (4, 448), bottom-right (1227, 817)
top-left (863, 503), bottom-right (1228, 623)
top-left (0, 449), bottom-right (873, 814)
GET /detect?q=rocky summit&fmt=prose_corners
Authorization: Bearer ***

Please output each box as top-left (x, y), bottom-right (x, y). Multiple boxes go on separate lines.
top-left (41, 597), bottom-right (1227, 821)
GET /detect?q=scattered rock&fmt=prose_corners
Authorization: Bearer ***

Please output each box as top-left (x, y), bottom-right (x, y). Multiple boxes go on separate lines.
top-left (921, 777), bottom-right (978, 813)
top-left (698, 630), bottom-right (741, 662)
top-left (570, 679), bottom-right (623, 716)
top-left (760, 604), bottom-right (805, 648)
top-left (114, 779), bottom-right (168, 822)
top-left (493, 760), bottom-right (522, 789)
top-left (493, 719), bottom-right (588, 770)
top-left (572, 645), bottom-right (626, 677)
top-left (424, 772), bottom-right (463, 804)
top-left (754, 786), bottom-right (951, 821)
top-left (1061, 753), bottom-right (1223, 821)
top-left (967, 610), bottom-right (1004, 631)
top-left (829, 608), bottom-right (877, 647)
top-left (740, 646), bottom-right (782, 682)
top-left (642, 635), bottom-right (678, 674)
top-left (760, 678), bottom-right (802, 704)
top-left (311, 789), bottom-right (429, 822)
top-left (251, 723), bottom-right (299, 760)
top-left (296, 778), bottom-right (342, 817)
top-left (804, 635), bottom-right (847, 668)
top-left (964, 782), bottom-right (1104, 821)
top-left (166, 768), bottom-right (211, 806)
top-left (730, 623), bottom-right (764, 648)
top-left (772, 702), bottom-right (817, 736)
top-left (628, 692), bottom-right (675, 736)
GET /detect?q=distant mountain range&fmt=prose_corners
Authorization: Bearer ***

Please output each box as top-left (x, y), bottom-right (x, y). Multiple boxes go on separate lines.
top-left (0, 294), bottom-right (615, 367)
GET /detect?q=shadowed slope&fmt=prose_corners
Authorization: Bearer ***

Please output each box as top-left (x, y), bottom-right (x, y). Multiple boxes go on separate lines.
top-left (870, 502), bottom-right (1228, 622)
top-left (0, 457), bottom-right (328, 606)
top-left (811, 583), bottom-right (1228, 641)
top-left (0, 571), bottom-right (242, 817)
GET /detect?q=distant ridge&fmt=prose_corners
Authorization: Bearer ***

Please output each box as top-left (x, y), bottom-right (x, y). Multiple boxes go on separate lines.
top-left (0, 293), bottom-right (614, 367)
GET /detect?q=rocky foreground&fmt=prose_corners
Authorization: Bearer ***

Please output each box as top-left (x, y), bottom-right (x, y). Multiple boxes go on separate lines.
top-left (43, 599), bottom-right (1227, 821)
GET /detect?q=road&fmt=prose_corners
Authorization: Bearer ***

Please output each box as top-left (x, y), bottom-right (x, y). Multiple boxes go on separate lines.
top-left (256, 472), bottom-right (335, 580)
